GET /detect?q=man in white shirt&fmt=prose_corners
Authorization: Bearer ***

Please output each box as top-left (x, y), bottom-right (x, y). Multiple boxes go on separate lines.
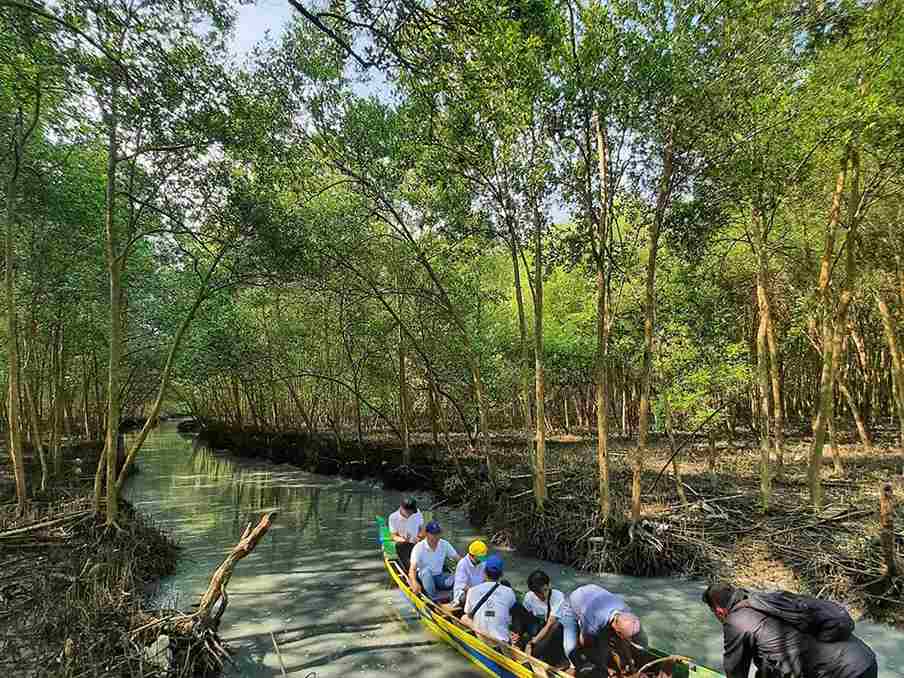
top-left (452, 539), bottom-right (488, 607)
top-left (388, 497), bottom-right (424, 569)
top-left (518, 569), bottom-right (573, 669)
top-left (463, 555), bottom-right (517, 645)
top-left (408, 520), bottom-right (460, 600)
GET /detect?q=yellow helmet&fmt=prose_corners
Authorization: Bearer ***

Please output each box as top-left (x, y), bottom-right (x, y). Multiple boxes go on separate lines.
top-left (468, 540), bottom-right (488, 559)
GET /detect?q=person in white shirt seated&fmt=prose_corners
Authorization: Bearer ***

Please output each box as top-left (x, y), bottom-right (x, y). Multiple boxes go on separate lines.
top-left (463, 555), bottom-right (518, 645)
top-left (452, 539), bottom-right (488, 608)
top-left (388, 496), bottom-right (425, 569)
top-left (518, 569), bottom-right (574, 670)
top-left (408, 520), bottom-right (460, 600)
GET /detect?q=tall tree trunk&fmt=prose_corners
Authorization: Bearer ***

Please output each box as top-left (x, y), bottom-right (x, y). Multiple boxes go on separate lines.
top-left (756, 308), bottom-right (773, 511)
top-left (104, 91), bottom-right (122, 526)
top-left (4, 108), bottom-right (27, 514)
top-left (593, 111), bottom-right (611, 522)
top-left (81, 354), bottom-right (91, 438)
top-left (664, 400), bottom-right (687, 505)
top-left (753, 205), bottom-right (774, 508)
top-left (533, 207), bottom-right (547, 509)
top-left (399, 322), bottom-right (411, 464)
top-left (634, 135), bottom-right (674, 524)
top-left (839, 379), bottom-right (871, 450)
top-left (563, 390), bottom-right (570, 432)
top-left (51, 326), bottom-right (65, 476)
top-left (808, 146), bottom-right (850, 513)
top-left (94, 441), bottom-right (107, 510)
top-left (509, 224), bottom-right (533, 431)
top-left (828, 411), bottom-right (843, 475)
top-left (427, 371), bottom-right (440, 446)
top-left (880, 482), bottom-right (901, 577)
top-left (22, 344), bottom-right (47, 492)
top-left (764, 304), bottom-right (784, 468)
top-left (877, 296), bottom-right (904, 449)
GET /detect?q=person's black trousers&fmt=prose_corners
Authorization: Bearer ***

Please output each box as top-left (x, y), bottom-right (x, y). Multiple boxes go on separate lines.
top-left (532, 622), bottom-right (566, 666)
top-left (510, 604), bottom-right (567, 667)
top-left (396, 542), bottom-right (414, 572)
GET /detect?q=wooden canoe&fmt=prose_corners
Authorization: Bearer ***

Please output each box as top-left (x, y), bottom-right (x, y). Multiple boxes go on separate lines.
top-left (376, 518), bottom-right (726, 678)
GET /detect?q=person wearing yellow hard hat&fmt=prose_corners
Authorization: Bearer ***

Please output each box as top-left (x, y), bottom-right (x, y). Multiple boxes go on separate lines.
top-left (452, 539), bottom-right (489, 608)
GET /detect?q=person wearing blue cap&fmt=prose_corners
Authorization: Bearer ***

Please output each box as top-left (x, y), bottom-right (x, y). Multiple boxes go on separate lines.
top-left (408, 520), bottom-right (460, 600)
top-left (463, 555), bottom-right (518, 645)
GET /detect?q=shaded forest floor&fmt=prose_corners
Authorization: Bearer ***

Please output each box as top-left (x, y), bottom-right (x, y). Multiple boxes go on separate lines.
top-left (0, 443), bottom-right (180, 677)
top-left (193, 421), bottom-right (904, 628)
top-left (477, 430), bottom-right (904, 629)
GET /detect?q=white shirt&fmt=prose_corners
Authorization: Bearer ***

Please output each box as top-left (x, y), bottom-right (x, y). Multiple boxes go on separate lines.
top-left (523, 588), bottom-right (572, 622)
top-left (410, 538), bottom-right (458, 575)
top-left (465, 581), bottom-right (517, 643)
top-left (453, 556), bottom-right (486, 604)
top-left (388, 509), bottom-right (424, 542)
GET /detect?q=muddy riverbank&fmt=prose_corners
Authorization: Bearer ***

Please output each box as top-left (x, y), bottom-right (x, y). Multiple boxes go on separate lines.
top-left (0, 442), bottom-right (180, 678)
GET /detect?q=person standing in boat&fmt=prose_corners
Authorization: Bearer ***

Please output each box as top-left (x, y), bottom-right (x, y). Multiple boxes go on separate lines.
top-left (517, 569), bottom-right (574, 670)
top-left (408, 520), bottom-right (460, 600)
top-left (452, 539), bottom-right (488, 608)
top-left (463, 555), bottom-right (518, 645)
top-left (388, 496), bottom-right (425, 570)
top-left (567, 584), bottom-right (646, 675)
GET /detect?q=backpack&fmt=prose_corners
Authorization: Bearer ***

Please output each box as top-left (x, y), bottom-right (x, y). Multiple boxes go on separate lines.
top-left (739, 591), bottom-right (854, 642)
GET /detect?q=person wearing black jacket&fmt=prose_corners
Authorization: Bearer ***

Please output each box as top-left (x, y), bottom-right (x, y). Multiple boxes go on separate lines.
top-left (702, 583), bottom-right (878, 678)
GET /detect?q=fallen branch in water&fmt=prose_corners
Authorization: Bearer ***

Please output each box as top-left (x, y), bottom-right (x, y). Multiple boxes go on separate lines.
top-left (176, 510), bottom-right (278, 633)
top-left (130, 510), bottom-right (279, 676)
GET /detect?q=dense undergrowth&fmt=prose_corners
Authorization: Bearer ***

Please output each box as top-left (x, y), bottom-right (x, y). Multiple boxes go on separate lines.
top-left (0, 444), bottom-right (180, 678)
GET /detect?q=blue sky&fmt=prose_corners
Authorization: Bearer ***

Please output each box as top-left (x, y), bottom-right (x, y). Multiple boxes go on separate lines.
top-left (230, 0), bottom-right (294, 58)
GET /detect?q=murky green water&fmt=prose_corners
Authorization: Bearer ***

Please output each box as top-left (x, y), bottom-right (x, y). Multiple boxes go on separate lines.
top-left (125, 424), bottom-right (902, 677)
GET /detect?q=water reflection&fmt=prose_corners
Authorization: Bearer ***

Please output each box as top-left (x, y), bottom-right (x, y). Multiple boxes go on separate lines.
top-left (125, 426), bottom-right (902, 678)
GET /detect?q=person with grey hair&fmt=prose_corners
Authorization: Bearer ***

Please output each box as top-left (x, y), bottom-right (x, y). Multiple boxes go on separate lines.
top-left (566, 584), bottom-right (647, 676)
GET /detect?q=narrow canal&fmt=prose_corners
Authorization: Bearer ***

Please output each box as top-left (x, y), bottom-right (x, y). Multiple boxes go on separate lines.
top-left (125, 424), bottom-right (903, 677)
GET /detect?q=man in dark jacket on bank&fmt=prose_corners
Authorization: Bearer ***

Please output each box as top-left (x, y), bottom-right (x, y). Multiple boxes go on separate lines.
top-left (702, 583), bottom-right (878, 678)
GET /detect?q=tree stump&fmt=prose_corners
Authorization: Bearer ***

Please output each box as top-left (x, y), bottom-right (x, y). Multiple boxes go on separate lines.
top-left (879, 482), bottom-right (901, 578)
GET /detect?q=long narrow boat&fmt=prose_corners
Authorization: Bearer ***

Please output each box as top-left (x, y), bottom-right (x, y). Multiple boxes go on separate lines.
top-left (376, 517), bottom-right (726, 678)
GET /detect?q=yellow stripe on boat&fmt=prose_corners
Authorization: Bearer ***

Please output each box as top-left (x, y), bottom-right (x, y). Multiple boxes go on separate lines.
top-left (383, 550), bottom-right (561, 678)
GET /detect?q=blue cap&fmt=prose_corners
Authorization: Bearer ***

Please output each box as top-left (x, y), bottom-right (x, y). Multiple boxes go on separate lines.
top-left (425, 520), bottom-right (442, 534)
top-left (484, 554), bottom-right (504, 575)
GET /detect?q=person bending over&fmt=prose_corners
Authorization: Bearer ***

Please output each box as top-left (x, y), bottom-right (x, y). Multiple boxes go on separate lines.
top-left (702, 582), bottom-right (877, 678)
top-left (567, 584), bottom-right (646, 676)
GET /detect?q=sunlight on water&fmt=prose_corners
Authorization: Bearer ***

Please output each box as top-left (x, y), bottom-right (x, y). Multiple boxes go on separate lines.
top-left (125, 424), bottom-right (902, 678)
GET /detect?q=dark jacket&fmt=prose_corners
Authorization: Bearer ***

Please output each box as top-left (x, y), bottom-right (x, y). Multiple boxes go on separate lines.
top-left (807, 633), bottom-right (877, 678)
top-left (721, 589), bottom-right (808, 678)
top-left (721, 590), bottom-right (877, 678)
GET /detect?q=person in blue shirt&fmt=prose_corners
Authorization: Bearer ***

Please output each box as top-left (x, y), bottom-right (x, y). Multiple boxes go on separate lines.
top-left (567, 584), bottom-right (646, 675)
